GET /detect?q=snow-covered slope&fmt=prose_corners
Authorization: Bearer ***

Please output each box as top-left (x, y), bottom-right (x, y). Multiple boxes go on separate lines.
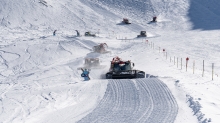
top-left (1, 0), bottom-right (220, 123)
top-left (188, 0), bottom-right (220, 30)
top-left (0, 0), bottom-right (191, 31)
top-left (1, 0), bottom-right (220, 30)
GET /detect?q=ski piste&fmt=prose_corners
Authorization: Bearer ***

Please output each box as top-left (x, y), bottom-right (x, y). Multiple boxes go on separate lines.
top-left (77, 79), bottom-right (178, 123)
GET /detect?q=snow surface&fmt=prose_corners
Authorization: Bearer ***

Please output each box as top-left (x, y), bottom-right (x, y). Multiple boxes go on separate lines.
top-left (0, 0), bottom-right (220, 123)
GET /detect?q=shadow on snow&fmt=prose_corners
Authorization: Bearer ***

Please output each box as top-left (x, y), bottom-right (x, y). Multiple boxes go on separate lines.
top-left (188, 0), bottom-right (220, 30)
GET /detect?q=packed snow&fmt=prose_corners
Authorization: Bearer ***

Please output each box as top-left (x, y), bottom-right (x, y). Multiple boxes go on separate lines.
top-left (0, 0), bottom-right (220, 123)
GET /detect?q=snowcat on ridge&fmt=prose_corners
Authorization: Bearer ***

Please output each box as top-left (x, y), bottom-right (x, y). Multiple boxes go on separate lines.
top-left (148, 16), bottom-right (157, 24)
top-left (122, 18), bottom-right (131, 24)
top-left (85, 31), bottom-right (96, 37)
top-left (106, 56), bottom-right (145, 79)
top-left (137, 31), bottom-right (147, 37)
top-left (93, 43), bottom-right (110, 54)
top-left (151, 16), bottom-right (157, 22)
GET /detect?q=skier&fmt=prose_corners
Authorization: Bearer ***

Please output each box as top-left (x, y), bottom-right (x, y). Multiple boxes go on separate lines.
top-left (81, 68), bottom-right (90, 81)
top-left (53, 30), bottom-right (57, 36)
top-left (75, 30), bottom-right (80, 36)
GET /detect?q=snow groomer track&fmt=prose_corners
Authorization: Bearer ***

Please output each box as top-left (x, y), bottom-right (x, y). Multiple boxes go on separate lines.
top-left (77, 78), bottom-right (178, 123)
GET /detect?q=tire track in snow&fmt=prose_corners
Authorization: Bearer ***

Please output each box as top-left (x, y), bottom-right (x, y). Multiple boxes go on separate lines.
top-left (58, 42), bottom-right (72, 55)
top-left (0, 50), bottom-right (21, 69)
top-left (137, 78), bottom-right (178, 123)
top-left (77, 79), bottom-right (140, 123)
top-left (77, 78), bottom-right (178, 123)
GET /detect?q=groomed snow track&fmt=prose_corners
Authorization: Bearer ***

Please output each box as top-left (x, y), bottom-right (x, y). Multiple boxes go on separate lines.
top-left (77, 78), bottom-right (178, 123)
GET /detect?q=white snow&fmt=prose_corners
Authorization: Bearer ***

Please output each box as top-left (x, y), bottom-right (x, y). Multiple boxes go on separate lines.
top-left (0, 0), bottom-right (220, 123)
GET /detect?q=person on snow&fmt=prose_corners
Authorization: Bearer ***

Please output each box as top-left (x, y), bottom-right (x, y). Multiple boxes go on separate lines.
top-left (81, 68), bottom-right (90, 81)
top-left (53, 30), bottom-right (57, 36)
top-left (75, 30), bottom-right (80, 36)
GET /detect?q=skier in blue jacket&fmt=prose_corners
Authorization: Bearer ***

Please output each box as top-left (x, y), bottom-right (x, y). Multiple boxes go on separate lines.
top-left (81, 68), bottom-right (90, 81)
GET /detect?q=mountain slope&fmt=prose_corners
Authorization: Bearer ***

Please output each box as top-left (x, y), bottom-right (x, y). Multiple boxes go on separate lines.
top-left (1, 0), bottom-right (220, 123)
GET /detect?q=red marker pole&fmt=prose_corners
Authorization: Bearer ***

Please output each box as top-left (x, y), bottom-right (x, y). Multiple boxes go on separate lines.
top-left (186, 57), bottom-right (189, 72)
top-left (177, 57), bottom-right (178, 68)
top-left (181, 58), bottom-right (182, 69)
top-left (163, 49), bottom-right (165, 56)
top-left (174, 56), bottom-right (175, 65)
